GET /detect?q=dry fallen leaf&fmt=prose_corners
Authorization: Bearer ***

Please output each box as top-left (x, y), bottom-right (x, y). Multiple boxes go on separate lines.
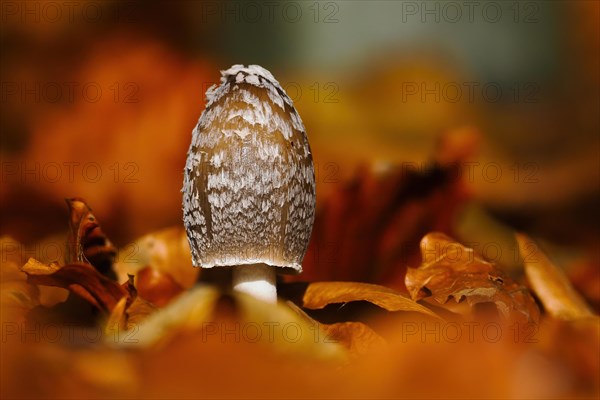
top-left (279, 280), bottom-right (441, 354)
top-left (321, 322), bottom-right (387, 355)
top-left (113, 285), bottom-right (346, 361)
top-left (66, 198), bottom-right (117, 280)
top-left (282, 281), bottom-right (439, 319)
top-left (9, 199), bottom-right (152, 328)
top-left (517, 233), bottom-right (596, 320)
top-left (283, 299), bottom-right (388, 357)
top-left (298, 158), bottom-right (469, 287)
top-left (105, 293), bottom-right (157, 334)
top-left (136, 266), bottom-right (184, 307)
top-left (21, 258), bottom-right (134, 314)
top-left (114, 227), bottom-right (197, 289)
top-left (406, 232), bottom-right (540, 324)
top-left (0, 237), bottom-right (41, 322)
top-left (3, 191), bottom-right (597, 398)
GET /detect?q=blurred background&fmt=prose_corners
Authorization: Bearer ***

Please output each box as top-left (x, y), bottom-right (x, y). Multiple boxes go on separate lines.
top-left (1, 1), bottom-right (598, 305)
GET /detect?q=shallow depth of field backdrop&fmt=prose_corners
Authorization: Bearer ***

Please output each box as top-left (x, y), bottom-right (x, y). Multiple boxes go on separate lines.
top-left (1, 1), bottom-right (599, 399)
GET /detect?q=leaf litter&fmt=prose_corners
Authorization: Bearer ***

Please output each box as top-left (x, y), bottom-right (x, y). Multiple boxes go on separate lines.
top-left (2, 188), bottom-right (598, 399)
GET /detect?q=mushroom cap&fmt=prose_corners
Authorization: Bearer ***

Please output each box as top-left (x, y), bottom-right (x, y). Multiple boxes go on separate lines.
top-left (182, 65), bottom-right (316, 274)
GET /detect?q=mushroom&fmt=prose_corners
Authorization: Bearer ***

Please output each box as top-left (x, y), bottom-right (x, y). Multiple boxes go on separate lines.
top-left (182, 65), bottom-right (316, 303)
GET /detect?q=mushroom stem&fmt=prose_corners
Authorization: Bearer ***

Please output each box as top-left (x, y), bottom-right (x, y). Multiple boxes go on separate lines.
top-left (232, 264), bottom-right (277, 303)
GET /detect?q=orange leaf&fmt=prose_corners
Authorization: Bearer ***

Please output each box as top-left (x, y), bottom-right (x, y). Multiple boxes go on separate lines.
top-left (405, 232), bottom-right (539, 323)
top-left (65, 198), bottom-right (117, 279)
top-left (321, 321), bottom-right (386, 356)
top-left (298, 138), bottom-right (472, 287)
top-left (21, 258), bottom-right (132, 313)
top-left (1, 237), bottom-right (41, 322)
top-left (114, 227), bottom-right (197, 289)
top-left (136, 266), bottom-right (184, 307)
top-left (283, 281), bottom-right (439, 318)
top-left (517, 233), bottom-right (595, 320)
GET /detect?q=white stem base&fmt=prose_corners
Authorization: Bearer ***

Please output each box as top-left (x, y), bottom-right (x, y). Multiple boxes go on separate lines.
top-left (232, 264), bottom-right (277, 303)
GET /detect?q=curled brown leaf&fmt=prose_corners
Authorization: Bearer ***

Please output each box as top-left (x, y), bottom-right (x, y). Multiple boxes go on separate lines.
top-left (136, 266), bottom-right (184, 307)
top-left (517, 233), bottom-right (595, 320)
top-left (114, 227), bottom-right (197, 289)
top-left (299, 158), bottom-right (469, 287)
top-left (66, 198), bottom-right (117, 279)
top-left (21, 258), bottom-right (132, 314)
top-left (281, 281), bottom-right (439, 319)
top-left (405, 232), bottom-right (539, 323)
